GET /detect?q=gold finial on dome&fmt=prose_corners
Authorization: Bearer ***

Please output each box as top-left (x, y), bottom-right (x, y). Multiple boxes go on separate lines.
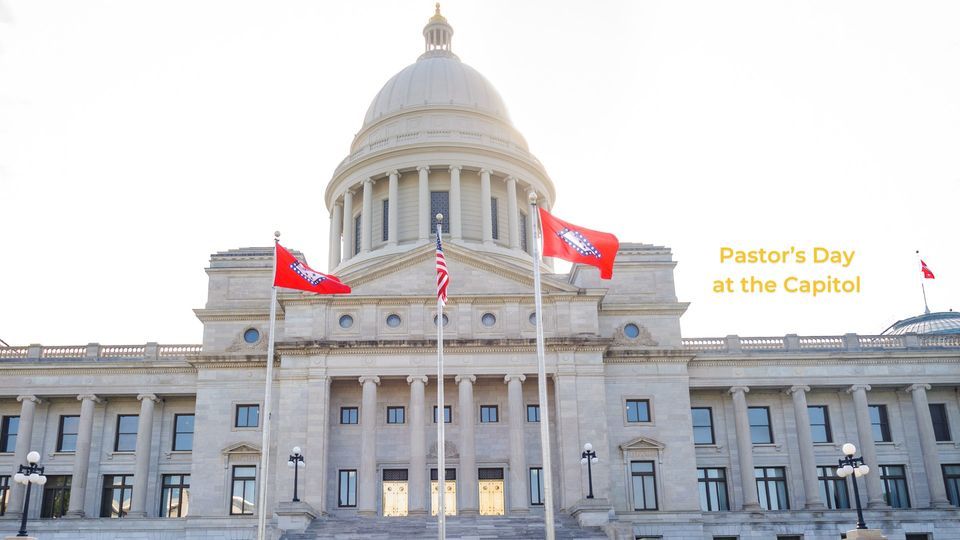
top-left (430, 3), bottom-right (447, 23)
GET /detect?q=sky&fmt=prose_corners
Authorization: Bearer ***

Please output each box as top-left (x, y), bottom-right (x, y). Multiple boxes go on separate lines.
top-left (0, 1), bottom-right (958, 346)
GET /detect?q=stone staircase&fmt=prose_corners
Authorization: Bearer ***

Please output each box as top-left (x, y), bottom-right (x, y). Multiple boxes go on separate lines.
top-left (281, 513), bottom-right (609, 539)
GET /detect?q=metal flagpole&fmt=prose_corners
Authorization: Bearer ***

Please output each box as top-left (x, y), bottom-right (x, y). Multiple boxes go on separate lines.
top-left (436, 217), bottom-right (447, 540)
top-left (916, 250), bottom-right (930, 314)
top-left (529, 194), bottom-right (556, 540)
top-left (256, 231), bottom-right (281, 540)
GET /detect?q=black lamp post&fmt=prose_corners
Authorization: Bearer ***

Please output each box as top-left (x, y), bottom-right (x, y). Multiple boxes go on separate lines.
top-left (288, 446), bottom-right (305, 502)
top-left (14, 450), bottom-right (47, 537)
top-left (580, 443), bottom-right (598, 499)
top-left (837, 442), bottom-right (871, 530)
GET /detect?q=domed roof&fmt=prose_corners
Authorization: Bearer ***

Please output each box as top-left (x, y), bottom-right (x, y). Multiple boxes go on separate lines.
top-left (881, 311), bottom-right (960, 335)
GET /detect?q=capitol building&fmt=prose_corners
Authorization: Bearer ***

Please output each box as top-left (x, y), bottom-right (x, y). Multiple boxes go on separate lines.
top-left (2, 7), bottom-right (960, 540)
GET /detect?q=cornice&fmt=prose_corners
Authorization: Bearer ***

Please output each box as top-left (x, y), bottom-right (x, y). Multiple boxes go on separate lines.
top-left (0, 366), bottom-right (196, 376)
top-left (689, 355), bottom-right (960, 367)
top-left (600, 303), bottom-right (691, 315)
top-left (276, 337), bottom-right (611, 356)
top-left (193, 309), bottom-right (284, 323)
top-left (603, 349), bottom-right (695, 364)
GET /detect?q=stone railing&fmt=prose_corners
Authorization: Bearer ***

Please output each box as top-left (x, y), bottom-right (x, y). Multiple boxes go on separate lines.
top-left (0, 343), bottom-right (202, 362)
top-left (682, 333), bottom-right (960, 354)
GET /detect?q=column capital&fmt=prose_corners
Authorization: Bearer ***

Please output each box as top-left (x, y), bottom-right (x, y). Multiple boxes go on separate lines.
top-left (406, 375), bottom-right (429, 386)
top-left (728, 385), bottom-right (750, 395)
top-left (137, 393), bottom-right (161, 403)
top-left (786, 384), bottom-right (810, 395)
top-left (334, 199), bottom-right (343, 208)
top-left (479, 168), bottom-right (492, 176)
top-left (455, 374), bottom-right (476, 385)
top-left (17, 395), bottom-right (41, 404)
top-left (846, 384), bottom-right (872, 394)
top-left (388, 170), bottom-right (399, 177)
top-left (77, 394), bottom-right (102, 403)
top-left (363, 177), bottom-right (375, 186)
top-left (358, 376), bottom-right (381, 386)
top-left (504, 175), bottom-right (517, 183)
top-left (905, 383), bottom-right (932, 394)
top-left (504, 374), bottom-right (526, 384)
top-left (448, 165), bottom-right (462, 173)
top-left (417, 165), bottom-right (430, 173)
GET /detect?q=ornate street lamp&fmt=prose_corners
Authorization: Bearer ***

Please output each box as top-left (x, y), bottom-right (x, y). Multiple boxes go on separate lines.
top-left (13, 450), bottom-right (47, 537)
top-left (836, 442), bottom-right (871, 530)
top-left (287, 446), bottom-right (305, 503)
top-left (580, 443), bottom-right (599, 499)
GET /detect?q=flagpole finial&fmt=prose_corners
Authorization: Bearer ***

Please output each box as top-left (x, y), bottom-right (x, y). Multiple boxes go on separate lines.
top-left (528, 191), bottom-right (538, 205)
top-left (436, 213), bottom-right (443, 222)
top-left (274, 231), bottom-right (281, 238)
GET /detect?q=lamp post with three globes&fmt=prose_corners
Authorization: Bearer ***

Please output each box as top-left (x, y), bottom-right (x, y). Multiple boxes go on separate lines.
top-left (288, 447), bottom-right (305, 503)
top-left (836, 442), bottom-right (871, 530)
top-left (580, 443), bottom-right (599, 499)
top-left (13, 450), bottom-right (47, 537)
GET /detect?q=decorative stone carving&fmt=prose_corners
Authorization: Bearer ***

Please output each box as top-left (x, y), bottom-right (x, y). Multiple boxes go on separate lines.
top-left (427, 440), bottom-right (459, 459)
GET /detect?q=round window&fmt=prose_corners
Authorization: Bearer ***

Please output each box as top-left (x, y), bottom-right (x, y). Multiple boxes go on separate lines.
top-left (481, 313), bottom-right (496, 327)
top-left (528, 312), bottom-right (538, 325)
top-left (386, 314), bottom-right (402, 327)
top-left (624, 323), bottom-right (640, 339)
top-left (243, 328), bottom-right (260, 344)
top-left (338, 314), bottom-right (354, 329)
top-left (433, 314), bottom-right (449, 327)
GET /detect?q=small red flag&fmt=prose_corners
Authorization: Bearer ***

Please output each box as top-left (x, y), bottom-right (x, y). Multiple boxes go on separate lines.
top-left (538, 208), bottom-right (619, 279)
top-left (274, 243), bottom-right (351, 294)
top-left (921, 260), bottom-right (936, 279)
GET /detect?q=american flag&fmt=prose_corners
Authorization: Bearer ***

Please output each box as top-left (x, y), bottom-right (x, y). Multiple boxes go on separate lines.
top-left (436, 229), bottom-right (449, 305)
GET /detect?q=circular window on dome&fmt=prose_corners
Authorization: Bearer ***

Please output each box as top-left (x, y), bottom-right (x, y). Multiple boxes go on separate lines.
top-left (481, 313), bottom-right (496, 327)
top-left (528, 312), bottom-right (538, 326)
top-left (386, 314), bottom-right (402, 328)
top-left (243, 328), bottom-right (260, 344)
top-left (624, 323), bottom-right (641, 339)
top-left (433, 314), bottom-right (449, 327)
top-left (338, 315), bottom-right (354, 329)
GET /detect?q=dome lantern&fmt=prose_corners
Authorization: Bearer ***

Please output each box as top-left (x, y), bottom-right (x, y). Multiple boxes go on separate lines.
top-left (423, 3), bottom-right (454, 56)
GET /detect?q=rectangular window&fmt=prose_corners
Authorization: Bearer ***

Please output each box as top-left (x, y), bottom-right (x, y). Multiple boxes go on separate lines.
top-left (626, 399), bottom-right (651, 423)
top-left (817, 466), bottom-right (850, 509)
top-left (945, 464), bottom-right (960, 507)
top-left (340, 407), bottom-right (359, 425)
top-left (114, 415), bottom-right (139, 452)
top-left (880, 465), bottom-right (910, 508)
top-left (0, 416), bottom-right (19, 453)
top-left (692, 407), bottom-right (714, 444)
top-left (354, 214), bottom-right (361, 255)
top-left (519, 211), bottom-right (528, 252)
top-left (433, 405), bottom-right (452, 424)
top-left (869, 405), bottom-right (891, 442)
top-left (930, 404), bottom-right (951, 442)
top-left (529, 467), bottom-right (544, 505)
top-left (808, 406), bottom-right (832, 443)
top-left (57, 415), bottom-right (80, 452)
top-left (235, 404), bottom-right (260, 428)
top-left (748, 407), bottom-right (773, 444)
top-left (338, 469), bottom-right (357, 507)
top-left (160, 474), bottom-right (190, 518)
top-left (630, 461), bottom-right (657, 510)
top-left (527, 404), bottom-right (540, 423)
top-left (387, 406), bottom-right (405, 424)
top-left (431, 191), bottom-right (450, 233)
top-left (697, 467), bottom-right (728, 511)
top-left (755, 467), bottom-right (789, 510)
top-left (173, 414), bottom-right (194, 451)
top-left (480, 405), bottom-right (499, 423)
top-left (100, 474), bottom-right (134, 518)
top-left (905, 535), bottom-right (931, 540)
top-left (382, 199), bottom-right (389, 241)
top-left (0, 476), bottom-right (8, 516)
top-left (491, 198), bottom-right (499, 239)
top-left (40, 475), bottom-right (72, 518)
top-left (230, 466), bottom-right (257, 515)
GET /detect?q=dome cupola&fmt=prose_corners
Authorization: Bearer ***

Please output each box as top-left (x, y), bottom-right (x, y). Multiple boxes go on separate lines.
top-left (422, 3), bottom-right (454, 57)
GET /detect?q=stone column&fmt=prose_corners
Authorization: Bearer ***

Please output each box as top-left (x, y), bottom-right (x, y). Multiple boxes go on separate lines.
top-left (449, 166), bottom-right (462, 240)
top-left (342, 188), bottom-right (354, 261)
top-left (418, 166), bottom-right (430, 241)
top-left (525, 190), bottom-right (536, 254)
top-left (67, 394), bottom-right (101, 517)
top-left (729, 386), bottom-right (760, 510)
top-left (5, 395), bottom-right (40, 517)
top-left (387, 170), bottom-right (399, 247)
top-left (129, 393), bottom-right (160, 517)
top-left (357, 376), bottom-right (380, 515)
top-left (506, 177), bottom-right (520, 250)
top-left (456, 374), bottom-right (479, 514)
top-left (329, 201), bottom-right (343, 269)
top-left (905, 383), bottom-right (951, 507)
top-left (407, 375), bottom-right (428, 514)
top-left (505, 374), bottom-right (528, 513)
top-left (480, 169), bottom-right (493, 244)
top-left (786, 385), bottom-right (825, 509)
top-left (847, 384), bottom-right (885, 508)
top-left (361, 178), bottom-right (374, 253)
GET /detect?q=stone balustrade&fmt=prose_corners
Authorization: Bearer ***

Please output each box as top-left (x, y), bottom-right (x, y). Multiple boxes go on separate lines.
top-left (682, 333), bottom-right (960, 353)
top-left (0, 343), bottom-right (202, 361)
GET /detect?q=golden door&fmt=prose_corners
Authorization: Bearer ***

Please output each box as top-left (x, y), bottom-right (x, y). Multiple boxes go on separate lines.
top-left (382, 481), bottom-right (408, 517)
top-left (430, 481), bottom-right (457, 516)
top-left (478, 479), bottom-right (505, 516)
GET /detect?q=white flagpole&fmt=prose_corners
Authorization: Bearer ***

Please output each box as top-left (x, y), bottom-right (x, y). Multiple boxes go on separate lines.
top-left (436, 216), bottom-right (447, 540)
top-left (529, 194), bottom-right (556, 540)
top-left (916, 250), bottom-right (931, 314)
top-left (256, 231), bottom-right (281, 540)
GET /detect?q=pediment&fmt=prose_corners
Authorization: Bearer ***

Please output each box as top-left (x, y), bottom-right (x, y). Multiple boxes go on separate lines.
top-left (619, 436), bottom-right (665, 452)
top-left (221, 442), bottom-right (261, 455)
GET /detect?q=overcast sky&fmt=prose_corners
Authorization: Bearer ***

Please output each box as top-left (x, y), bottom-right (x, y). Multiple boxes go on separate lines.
top-left (1, 1), bottom-right (957, 346)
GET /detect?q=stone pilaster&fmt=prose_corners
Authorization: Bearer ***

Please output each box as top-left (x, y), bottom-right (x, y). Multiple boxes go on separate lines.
top-left (729, 386), bottom-right (760, 510)
top-left (387, 171), bottom-right (399, 247)
top-left (407, 375), bottom-right (428, 514)
top-left (342, 189), bottom-right (354, 261)
top-left (505, 374), bottom-right (528, 513)
top-left (847, 384), bottom-right (886, 508)
top-left (480, 169), bottom-right (493, 244)
top-left (786, 385), bottom-right (825, 509)
top-left (329, 201), bottom-right (343, 269)
top-left (5, 395), bottom-right (41, 517)
top-left (506, 176), bottom-right (520, 250)
top-left (130, 393), bottom-right (161, 517)
top-left (449, 166), bottom-right (462, 240)
top-left (66, 394), bottom-right (101, 517)
top-left (361, 178), bottom-right (374, 253)
top-left (456, 374), bottom-right (478, 514)
top-left (418, 166), bottom-right (430, 241)
top-left (357, 376), bottom-right (380, 515)
top-left (905, 383), bottom-right (951, 507)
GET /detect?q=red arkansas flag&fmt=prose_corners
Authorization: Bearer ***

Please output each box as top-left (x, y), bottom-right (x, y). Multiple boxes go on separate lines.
top-left (274, 243), bottom-right (351, 294)
top-left (921, 260), bottom-right (936, 279)
top-left (538, 208), bottom-right (619, 279)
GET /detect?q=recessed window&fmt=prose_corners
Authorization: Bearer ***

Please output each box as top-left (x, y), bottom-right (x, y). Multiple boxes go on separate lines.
top-left (431, 191), bottom-right (450, 233)
top-left (100, 474), bottom-right (134, 518)
top-left (0, 475), bottom-right (7, 516)
top-left (697, 468), bottom-right (728, 511)
top-left (945, 464), bottom-right (960, 507)
top-left (0, 416), bottom-right (19, 453)
top-left (930, 404), bottom-right (951, 441)
top-left (630, 461), bottom-right (658, 510)
top-left (338, 314), bottom-right (354, 329)
top-left (353, 214), bottom-right (361, 255)
top-left (818, 466), bottom-right (850, 509)
top-left (173, 414), bottom-right (194, 452)
top-left (160, 474), bottom-right (190, 518)
top-left (626, 399), bottom-right (651, 423)
top-left (692, 407), bottom-right (714, 444)
top-left (433, 405), bottom-right (451, 424)
top-left (386, 314), bottom-right (402, 327)
top-left (243, 328), bottom-right (260, 344)
top-left (529, 467), bottom-right (544, 505)
top-left (880, 464), bottom-right (910, 508)
top-left (114, 415), bottom-right (139, 452)
top-left (519, 211), bottom-right (528, 252)
top-left (235, 404), bottom-right (260, 428)
top-left (230, 466), bottom-right (257, 515)
top-left (755, 467), bottom-right (789, 510)
top-left (338, 469), bottom-right (357, 507)
top-left (387, 406), bottom-right (405, 424)
top-left (491, 197), bottom-right (500, 240)
top-left (40, 475), bottom-right (71, 518)
top-left (808, 406), bottom-right (832, 443)
top-left (869, 405), bottom-right (891, 442)
top-left (481, 313), bottom-right (496, 327)
top-left (480, 405), bottom-right (499, 423)
top-left (748, 407), bottom-right (773, 444)
top-left (527, 405), bottom-right (540, 423)
top-left (340, 407), bottom-right (359, 425)
top-left (433, 314), bottom-right (449, 327)
top-left (57, 415), bottom-right (80, 452)
top-left (382, 199), bottom-right (389, 241)
top-left (624, 323), bottom-right (640, 339)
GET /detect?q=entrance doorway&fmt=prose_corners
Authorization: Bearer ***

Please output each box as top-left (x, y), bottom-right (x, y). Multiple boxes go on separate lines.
top-left (478, 468), bottom-right (505, 516)
top-left (382, 469), bottom-right (408, 517)
top-left (430, 468), bottom-right (457, 516)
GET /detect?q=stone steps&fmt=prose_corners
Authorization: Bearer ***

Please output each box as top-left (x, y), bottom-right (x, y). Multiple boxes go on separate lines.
top-left (282, 514), bottom-right (608, 539)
